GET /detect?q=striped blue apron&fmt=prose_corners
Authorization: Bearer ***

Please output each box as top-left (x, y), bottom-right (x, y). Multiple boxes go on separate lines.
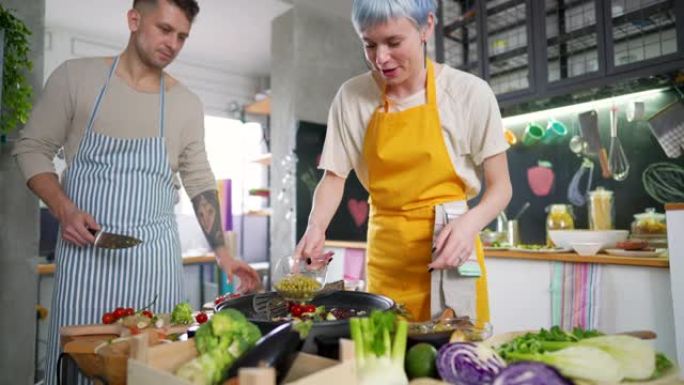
top-left (44, 57), bottom-right (184, 385)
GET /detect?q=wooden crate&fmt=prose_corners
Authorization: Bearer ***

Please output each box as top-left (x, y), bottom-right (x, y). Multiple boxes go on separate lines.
top-left (127, 338), bottom-right (357, 385)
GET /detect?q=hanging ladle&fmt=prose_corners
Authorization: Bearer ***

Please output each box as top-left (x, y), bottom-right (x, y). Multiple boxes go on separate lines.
top-left (569, 118), bottom-right (587, 155)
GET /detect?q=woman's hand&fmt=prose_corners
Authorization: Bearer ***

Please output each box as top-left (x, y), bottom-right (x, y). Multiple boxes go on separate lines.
top-left (218, 257), bottom-right (261, 293)
top-left (428, 215), bottom-right (479, 270)
top-left (293, 223), bottom-right (333, 271)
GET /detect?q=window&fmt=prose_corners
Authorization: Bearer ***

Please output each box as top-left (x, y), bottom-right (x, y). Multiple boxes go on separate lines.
top-left (176, 116), bottom-right (267, 255)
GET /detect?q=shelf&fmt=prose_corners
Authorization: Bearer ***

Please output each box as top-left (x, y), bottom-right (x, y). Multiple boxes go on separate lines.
top-left (250, 153), bottom-right (272, 166)
top-left (244, 96), bottom-right (270, 116)
top-left (244, 209), bottom-right (272, 217)
top-left (486, 250), bottom-right (669, 268)
top-left (323, 241), bottom-right (669, 268)
top-left (37, 255), bottom-right (219, 276)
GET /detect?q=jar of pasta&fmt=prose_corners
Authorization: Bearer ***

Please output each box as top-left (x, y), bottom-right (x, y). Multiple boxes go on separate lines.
top-left (546, 204), bottom-right (574, 247)
top-left (588, 187), bottom-right (614, 230)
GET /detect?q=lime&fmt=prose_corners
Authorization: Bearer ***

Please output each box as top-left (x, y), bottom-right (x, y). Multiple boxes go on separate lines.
top-left (405, 343), bottom-right (438, 379)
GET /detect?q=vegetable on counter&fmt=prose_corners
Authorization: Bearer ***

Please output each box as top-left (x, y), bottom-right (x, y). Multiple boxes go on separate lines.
top-left (496, 326), bottom-right (669, 383)
top-left (436, 342), bottom-right (505, 385)
top-left (349, 310), bottom-right (409, 385)
top-left (176, 308), bottom-right (262, 385)
top-left (491, 361), bottom-right (572, 385)
top-left (171, 302), bottom-right (194, 325)
top-left (506, 345), bottom-right (623, 383)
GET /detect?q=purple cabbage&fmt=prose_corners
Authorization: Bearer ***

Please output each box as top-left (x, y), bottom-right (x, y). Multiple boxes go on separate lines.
top-left (492, 362), bottom-right (573, 385)
top-left (436, 342), bottom-right (506, 385)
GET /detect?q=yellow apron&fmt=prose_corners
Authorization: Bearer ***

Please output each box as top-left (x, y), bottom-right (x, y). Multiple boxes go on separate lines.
top-left (362, 60), bottom-right (489, 322)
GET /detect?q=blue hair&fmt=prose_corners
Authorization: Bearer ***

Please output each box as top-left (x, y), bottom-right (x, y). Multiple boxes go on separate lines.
top-left (352, 0), bottom-right (437, 32)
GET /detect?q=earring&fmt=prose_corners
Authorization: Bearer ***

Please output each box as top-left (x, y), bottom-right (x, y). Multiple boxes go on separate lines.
top-left (423, 41), bottom-right (427, 69)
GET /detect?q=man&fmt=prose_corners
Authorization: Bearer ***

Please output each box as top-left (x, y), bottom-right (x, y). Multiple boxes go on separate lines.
top-left (13, 1), bottom-right (259, 383)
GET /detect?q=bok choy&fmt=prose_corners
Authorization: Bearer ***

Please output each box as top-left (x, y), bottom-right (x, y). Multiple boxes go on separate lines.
top-left (349, 311), bottom-right (408, 385)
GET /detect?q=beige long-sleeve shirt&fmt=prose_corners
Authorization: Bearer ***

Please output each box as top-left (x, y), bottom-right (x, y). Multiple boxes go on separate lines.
top-left (319, 64), bottom-right (509, 199)
top-left (13, 57), bottom-right (216, 199)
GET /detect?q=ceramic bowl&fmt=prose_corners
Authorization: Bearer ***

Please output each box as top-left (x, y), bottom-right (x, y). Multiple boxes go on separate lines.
top-left (570, 242), bottom-right (603, 256)
top-left (549, 230), bottom-right (628, 250)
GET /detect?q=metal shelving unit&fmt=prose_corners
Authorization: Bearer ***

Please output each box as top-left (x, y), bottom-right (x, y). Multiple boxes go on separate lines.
top-left (437, 0), bottom-right (684, 109)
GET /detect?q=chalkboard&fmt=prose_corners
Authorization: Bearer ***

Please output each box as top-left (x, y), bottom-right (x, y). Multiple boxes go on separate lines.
top-left (496, 92), bottom-right (684, 244)
top-left (295, 121), bottom-right (369, 241)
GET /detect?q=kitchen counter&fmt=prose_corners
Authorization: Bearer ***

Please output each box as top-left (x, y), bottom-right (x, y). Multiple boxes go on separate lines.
top-left (36, 255), bottom-right (217, 275)
top-left (324, 241), bottom-right (669, 268)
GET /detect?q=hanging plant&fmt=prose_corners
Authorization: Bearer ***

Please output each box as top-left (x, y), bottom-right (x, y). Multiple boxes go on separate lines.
top-left (0, 4), bottom-right (32, 135)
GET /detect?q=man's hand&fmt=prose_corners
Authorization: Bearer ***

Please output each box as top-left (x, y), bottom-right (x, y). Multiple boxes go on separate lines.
top-left (428, 215), bottom-right (479, 271)
top-left (218, 256), bottom-right (261, 293)
top-left (58, 204), bottom-right (100, 247)
top-left (27, 173), bottom-right (100, 247)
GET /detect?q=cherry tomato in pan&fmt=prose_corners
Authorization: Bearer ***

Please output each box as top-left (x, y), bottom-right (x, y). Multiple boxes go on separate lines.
top-left (195, 312), bottom-right (208, 324)
top-left (302, 304), bottom-right (316, 313)
top-left (290, 305), bottom-right (304, 318)
top-left (102, 312), bottom-right (116, 324)
top-left (141, 310), bottom-right (154, 319)
top-left (125, 308), bottom-right (135, 316)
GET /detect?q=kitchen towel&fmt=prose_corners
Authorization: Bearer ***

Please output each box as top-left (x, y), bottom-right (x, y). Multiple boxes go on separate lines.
top-left (431, 201), bottom-right (480, 320)
top-left (550, 262), bottom-right (602, 330)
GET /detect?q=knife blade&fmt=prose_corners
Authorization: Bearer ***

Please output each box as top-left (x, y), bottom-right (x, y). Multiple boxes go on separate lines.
top-left (88, 229), bottom-right (142, 249)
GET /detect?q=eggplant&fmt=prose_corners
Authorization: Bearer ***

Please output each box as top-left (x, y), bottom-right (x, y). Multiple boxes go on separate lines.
top-left (225, 322), bottom-right (303, 382)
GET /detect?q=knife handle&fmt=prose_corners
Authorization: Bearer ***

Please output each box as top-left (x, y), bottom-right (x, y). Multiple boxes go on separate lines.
top-left (87, 228), bottom-right (102, 245)
top-left (599, 148), bottom-right (612, 178)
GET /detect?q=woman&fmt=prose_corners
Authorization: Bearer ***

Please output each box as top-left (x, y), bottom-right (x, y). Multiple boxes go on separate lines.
top-left (294, 0), bottom-right (512, 322)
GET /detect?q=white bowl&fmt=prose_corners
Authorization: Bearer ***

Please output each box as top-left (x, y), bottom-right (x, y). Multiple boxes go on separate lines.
top-left (570, 242), bottom-right (603, 256)
top-left (549, 230), bottom-right (629, 250)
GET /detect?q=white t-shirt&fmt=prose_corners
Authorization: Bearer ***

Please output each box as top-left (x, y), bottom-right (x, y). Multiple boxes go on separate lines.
top-left (319, 64), bottom-right (509, 199)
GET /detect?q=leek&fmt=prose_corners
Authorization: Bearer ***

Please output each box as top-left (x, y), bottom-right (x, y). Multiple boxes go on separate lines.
top-left (540, 335), bottom-right (655, 380)
top-left (349, 311), bottom-right (408, 385)
top-left (507, 346), bottom-right (623, 383)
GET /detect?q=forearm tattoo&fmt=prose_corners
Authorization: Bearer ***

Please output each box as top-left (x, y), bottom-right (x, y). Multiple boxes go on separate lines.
top-left (191, 190), bottom-right (226, 249)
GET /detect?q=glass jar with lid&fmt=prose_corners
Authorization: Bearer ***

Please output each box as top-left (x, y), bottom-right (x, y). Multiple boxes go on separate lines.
top-left (546, 204), bottom-right (574, 247)
top-left (588, 187), bottom-right (614, 230)
top-left (631, 208), bottom-right (667, 235)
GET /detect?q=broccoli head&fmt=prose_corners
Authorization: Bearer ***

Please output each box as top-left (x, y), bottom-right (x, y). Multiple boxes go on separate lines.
top-left (171, 302), bottom-right (194, 325)
top-left (194, 321), bottom-right (219, 354)
top-left (211, 309), bottom-right (247, 336)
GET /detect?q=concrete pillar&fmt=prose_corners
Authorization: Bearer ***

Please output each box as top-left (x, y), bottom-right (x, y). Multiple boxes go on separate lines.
top-left (270, 2), bottom-right (365, 273)
top-left (0, 1), bottom-right (45, 384)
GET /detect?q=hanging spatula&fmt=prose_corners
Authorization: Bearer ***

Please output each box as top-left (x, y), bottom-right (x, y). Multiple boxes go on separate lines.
top-left (579, 110), bottom-right (612, 179)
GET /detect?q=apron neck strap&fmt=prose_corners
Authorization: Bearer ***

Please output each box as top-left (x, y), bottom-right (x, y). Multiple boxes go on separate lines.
top-left (380, 59), bottom-right (437, 112)
top-left (86, 56), bottom-right (166, 138)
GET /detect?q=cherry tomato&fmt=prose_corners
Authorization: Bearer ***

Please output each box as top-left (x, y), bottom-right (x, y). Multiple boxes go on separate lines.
top-left (302, 304), bottom-right (316, 313)
top-left (141, 310), bottom-right (154, 319)
top-left (113, 307), bottom-right (126, 320)
top-left (125, 307), bottom-right (135, 316)
top-left (102, 312), bottom-right (116, 324)
top-left (290, 305), bottom-right (304, 318)
top-left (195, 312), bottom-right (208, 324)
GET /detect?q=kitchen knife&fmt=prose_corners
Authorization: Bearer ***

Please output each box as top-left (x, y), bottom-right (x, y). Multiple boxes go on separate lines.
top-left (88, 229), bottom-right (142, 249)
